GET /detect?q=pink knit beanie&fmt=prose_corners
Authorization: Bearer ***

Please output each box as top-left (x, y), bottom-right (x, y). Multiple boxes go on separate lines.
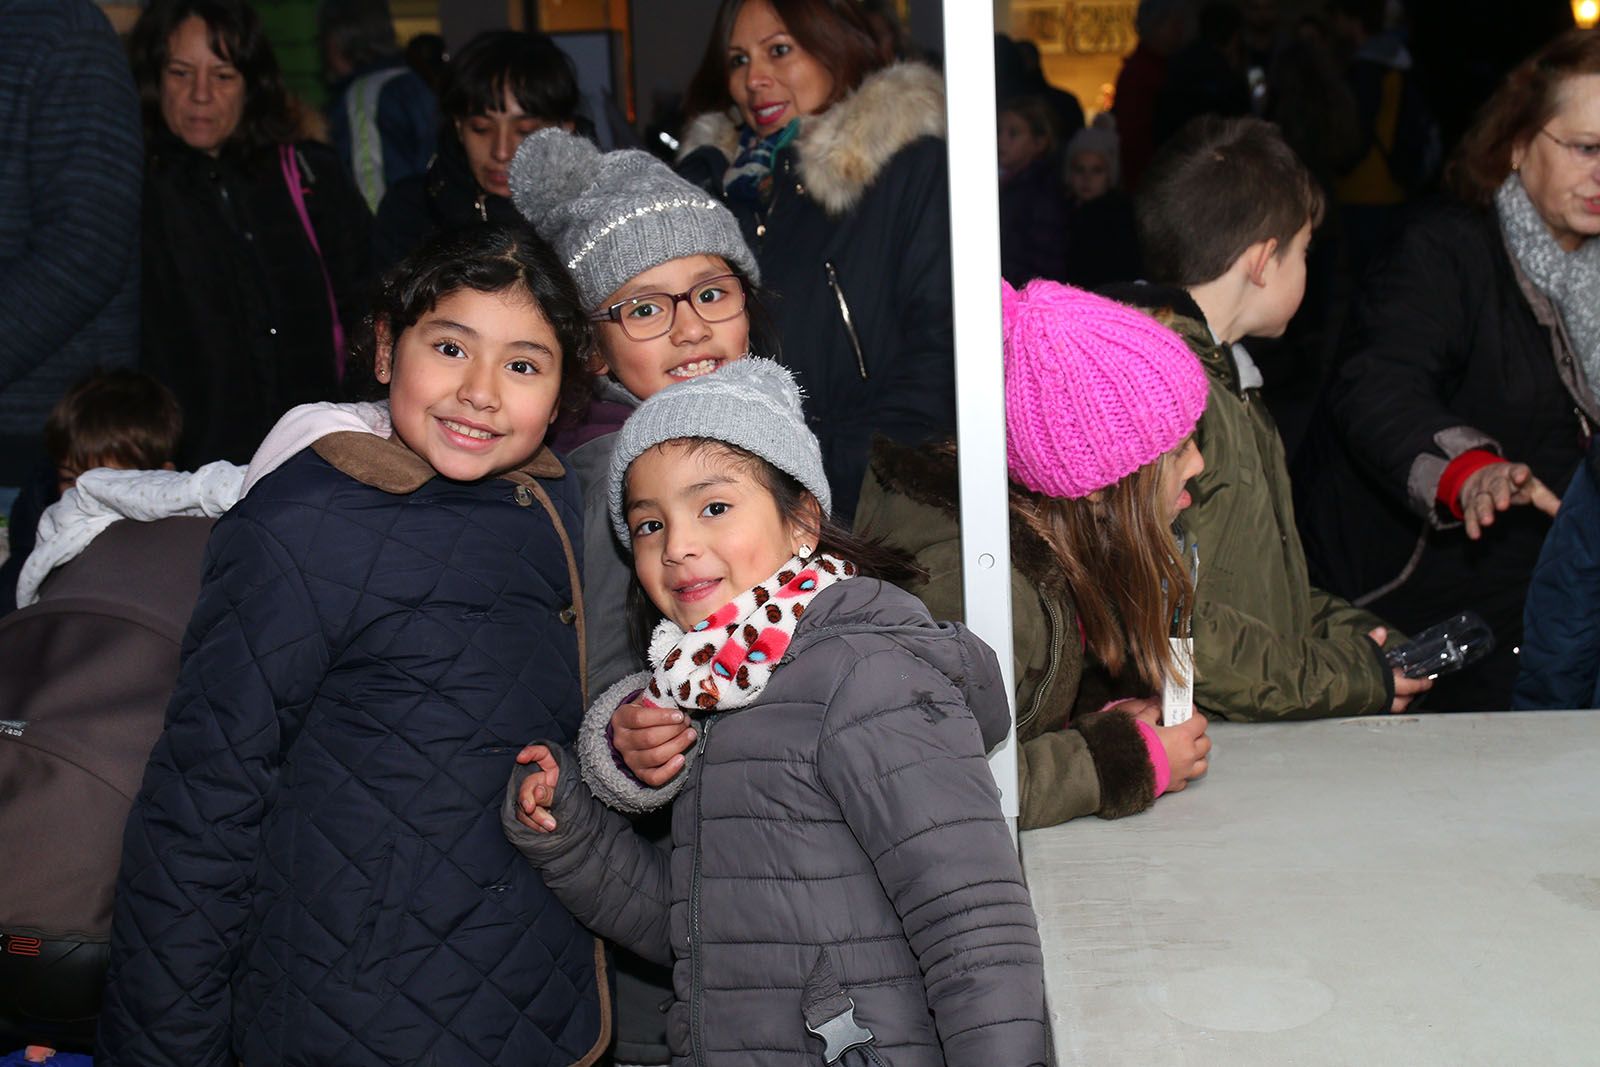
top-left (1003, 279), bottom-right (1208, 499)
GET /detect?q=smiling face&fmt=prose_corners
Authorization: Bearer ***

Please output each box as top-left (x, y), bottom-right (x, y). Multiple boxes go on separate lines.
top-left (1158, 435), bottom-right (1205, 522)
top-left (1512, 73), bottom-right (1600, 253)
top-left (593, 255), bottom-right (751, 400)
top-left (160, 15), bottom-right (245, 156)
top-left (726, 0), bottom-right (836, 135)
top-left (456, 85), bottom-right (571, 199)
top-left (627, 441), bottom-right (811, 630)
top-left (375, 286), bottom-right (564, 482)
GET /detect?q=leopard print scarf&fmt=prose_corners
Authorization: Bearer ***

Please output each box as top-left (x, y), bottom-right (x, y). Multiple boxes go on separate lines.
top-left (643, 553), bottom-right (858, 712)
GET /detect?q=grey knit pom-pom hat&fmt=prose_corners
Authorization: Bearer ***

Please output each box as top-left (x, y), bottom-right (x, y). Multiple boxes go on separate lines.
top-left (509, 127), bottom-right (760, 310)
top-left (607, 358), bottom-right (833, 547)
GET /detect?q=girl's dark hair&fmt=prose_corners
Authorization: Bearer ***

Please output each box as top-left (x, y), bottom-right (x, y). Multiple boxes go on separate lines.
top-left (128, 0), bottom-right (295, 153)
top-left (625, 438), bottom-right (923, 655)
top-left (1447, 29), bottom-right (1600, 207)
top-left (349, 221), bottom-right (595, 423)
top-left (683, 0), bottom-right (887, 120)
top-left (440, 30), bottom-right (581, 123)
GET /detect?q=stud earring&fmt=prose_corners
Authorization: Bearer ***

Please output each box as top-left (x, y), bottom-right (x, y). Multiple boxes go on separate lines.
top-left (797, 543), bottom-right (813, 559)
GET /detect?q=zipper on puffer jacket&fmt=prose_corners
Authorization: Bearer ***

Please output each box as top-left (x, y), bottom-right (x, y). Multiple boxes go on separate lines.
top-left (689, 713), bottom-right (719, 1066)
top-left (1018, 593), bottom-right (1064, 731)
top-left (824, 261), bottom-right (868, 380)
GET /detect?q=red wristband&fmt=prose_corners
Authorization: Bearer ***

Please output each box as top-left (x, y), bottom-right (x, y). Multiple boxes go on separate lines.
top-left (1436, 449), bottom-right (1506, 520)
top-left (1133, 718), bottom-right (1172, 798)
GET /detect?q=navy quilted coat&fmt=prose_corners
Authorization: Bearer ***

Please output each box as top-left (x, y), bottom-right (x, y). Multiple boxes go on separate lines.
top-left (98, 436), bottom-right (609, 1067)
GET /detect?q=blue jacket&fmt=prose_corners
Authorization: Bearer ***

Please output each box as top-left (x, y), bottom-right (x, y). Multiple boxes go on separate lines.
top-left (327, 60), bottom-right (439, 213)
top-left (98, 434), bottom-right (609, 1067)
top-left (1515, 440), bottom-right (1600, 711)
top-left (0, 0), bottom-right (141, 481)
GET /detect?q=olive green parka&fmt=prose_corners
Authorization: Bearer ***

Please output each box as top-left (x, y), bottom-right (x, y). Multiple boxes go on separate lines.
top-left (855, 442), bottom-right (1159, 830)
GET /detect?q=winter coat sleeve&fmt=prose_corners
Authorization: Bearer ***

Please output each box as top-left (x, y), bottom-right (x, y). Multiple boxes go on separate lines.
top-left (904, 532), bottom-right (1154, 827)
top-left (1307, 585), bottom-right (1392, 642)
top-left (1327, 210), bottom-right (1503, 522)
top-left (575, 670), bottom-right (692, 815)
top-left (816, 645), bottom-right (1048, 1064)
top-left (1192, 596), bottom-right (1393, 721)
top-left (501, 743), bottom-right (674, 966)
top-left (0, 16), bottom-right (141, 388)
top-left (1514, 455), bottom-right (1600, 710)
top-left (97, 515), bottom-right (328, 1067)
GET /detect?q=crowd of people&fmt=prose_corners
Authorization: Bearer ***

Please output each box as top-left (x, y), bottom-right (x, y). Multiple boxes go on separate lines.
top-left (1, 0), bottom-right (1597, 1063)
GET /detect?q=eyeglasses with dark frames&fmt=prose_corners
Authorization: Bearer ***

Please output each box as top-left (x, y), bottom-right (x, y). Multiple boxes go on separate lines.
top-left (590, 273), bottom-right (747, 342)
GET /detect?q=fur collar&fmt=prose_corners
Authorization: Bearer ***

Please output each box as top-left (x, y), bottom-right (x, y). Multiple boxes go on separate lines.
top-left (867, 440), bottom-right (1067, 598)
top-left (677, 61), bottom-right (946, 216)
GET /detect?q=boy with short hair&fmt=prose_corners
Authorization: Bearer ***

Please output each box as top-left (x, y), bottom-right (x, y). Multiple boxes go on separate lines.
top-left (44, 368), bottom-right (181, 492)
top-left (1109, 115), bottom-right (1428, 720)
top-left (1, 369), bottom-right (181, 613)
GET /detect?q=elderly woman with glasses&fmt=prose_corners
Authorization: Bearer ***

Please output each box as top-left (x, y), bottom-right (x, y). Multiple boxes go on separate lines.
top-left (1298, 29), bottom-right (1600, 711)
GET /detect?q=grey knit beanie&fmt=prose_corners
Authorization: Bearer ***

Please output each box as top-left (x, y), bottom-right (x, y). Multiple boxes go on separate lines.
top-left (608, 359), bottom-right (832, 547)
top-left (509, 127), bottom-right (760, 310)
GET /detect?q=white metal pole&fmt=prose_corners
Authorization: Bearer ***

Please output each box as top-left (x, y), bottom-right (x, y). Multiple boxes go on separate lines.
top-left (940, 1), bottom-right (1017, 820)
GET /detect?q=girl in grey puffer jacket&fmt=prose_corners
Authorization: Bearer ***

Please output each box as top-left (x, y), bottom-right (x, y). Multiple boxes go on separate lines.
top-left (503, 360), bottom-right (1047, 1066)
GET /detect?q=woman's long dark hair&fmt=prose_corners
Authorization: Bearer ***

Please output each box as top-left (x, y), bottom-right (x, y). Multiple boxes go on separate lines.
top-left (683, 0), bottom-right (887, 121)
top-left (128, 0), bottom-right (294, 154)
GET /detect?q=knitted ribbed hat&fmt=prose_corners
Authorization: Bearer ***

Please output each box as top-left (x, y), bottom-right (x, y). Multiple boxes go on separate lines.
top-left (1003, 279), bottom-right (1208, 499)
top-left (509, 127), bottom-right (759, 309)
top-left (607, 359), bottom-right (831, 547)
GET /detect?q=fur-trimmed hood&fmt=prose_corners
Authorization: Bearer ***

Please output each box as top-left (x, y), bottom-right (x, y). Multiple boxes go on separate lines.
top-left (678, 61), bottom-right (946, 216)
top-left (862, 440), bottom-right (1068, 600)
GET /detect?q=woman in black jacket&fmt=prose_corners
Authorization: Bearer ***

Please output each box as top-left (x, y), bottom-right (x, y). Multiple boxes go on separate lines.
top-left (1297, 30), bottom-right (1600, 710)
top-left (373, 30), bottom-right (581, 271)
top-left (131, 0), bottom-right (372, 468)
top-left (675, 0), bottom-right (954, 522)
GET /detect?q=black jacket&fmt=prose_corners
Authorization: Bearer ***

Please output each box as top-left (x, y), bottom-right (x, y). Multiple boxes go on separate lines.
top-left (676, 63), bottom-right (955, 522)
top-left (140, 137), bottom-right (373, 467)
top-left (998, 154), bottom-right (1068, 287)
top-left (97, 437), bottom-right (608, 1067)
top-left (1296, 202), bottom-right (1595, 709)
top-left (373, 130), bottom-right (524, 273)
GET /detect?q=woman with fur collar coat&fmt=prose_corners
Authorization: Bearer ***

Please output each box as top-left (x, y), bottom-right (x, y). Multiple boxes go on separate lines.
top-left (675, 0), bottom-right (954, 522)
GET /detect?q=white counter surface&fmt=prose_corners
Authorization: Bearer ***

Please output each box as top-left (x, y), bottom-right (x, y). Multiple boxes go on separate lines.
top-left (1021, 712), bottom-right (1600, 1066)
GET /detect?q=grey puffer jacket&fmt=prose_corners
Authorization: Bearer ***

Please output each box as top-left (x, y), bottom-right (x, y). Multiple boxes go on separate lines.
top-left (503, 578), bottom-right (1047, 1066)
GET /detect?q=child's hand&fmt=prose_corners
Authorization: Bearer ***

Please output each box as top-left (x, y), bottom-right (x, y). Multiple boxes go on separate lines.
top-left (1132, 703), bottom-right (1211, 791)
top-left (613, 702), bottom-right (696, 786)
top-left (1368, 626), bottom-right (1434, 712)
top-left (514, 744), bottom-right (561, 832)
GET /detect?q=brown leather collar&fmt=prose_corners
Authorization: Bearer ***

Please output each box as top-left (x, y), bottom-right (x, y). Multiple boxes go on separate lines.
top-left (311, 431), bottom-right (566, 494)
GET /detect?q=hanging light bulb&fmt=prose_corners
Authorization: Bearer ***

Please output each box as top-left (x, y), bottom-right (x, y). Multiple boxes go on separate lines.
top-left (1576, 0), bottom-right (1600, 29)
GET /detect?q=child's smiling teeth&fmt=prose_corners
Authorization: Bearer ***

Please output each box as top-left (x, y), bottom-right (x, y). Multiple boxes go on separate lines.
top-left (441, 418), bottom-right (496, 440)
top-left (670, 359), bottom-right (722, 379)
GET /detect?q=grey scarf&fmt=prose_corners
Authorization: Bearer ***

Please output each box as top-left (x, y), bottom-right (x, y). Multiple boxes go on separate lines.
top-left (1496, 174), bottom-right (1600, 402)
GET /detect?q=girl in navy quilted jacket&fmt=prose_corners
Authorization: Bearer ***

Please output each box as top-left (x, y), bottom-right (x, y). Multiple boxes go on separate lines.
top-left (99, 223), bottom-right (613, 1067)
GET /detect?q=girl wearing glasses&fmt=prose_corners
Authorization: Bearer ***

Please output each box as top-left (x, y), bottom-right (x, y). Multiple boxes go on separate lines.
top-left (1299, 29), bottom-right (1600, 710)
top-left (510, 127), bottom-right (775, 699)
top-left (509, 126), bottom-right (772, 1066)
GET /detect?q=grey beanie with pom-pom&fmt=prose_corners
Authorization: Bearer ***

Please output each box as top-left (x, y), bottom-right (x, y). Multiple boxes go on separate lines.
top-left (607, 358), bottom-right (832, 548)
top-left (509, 127), bottom-right (759, 310)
